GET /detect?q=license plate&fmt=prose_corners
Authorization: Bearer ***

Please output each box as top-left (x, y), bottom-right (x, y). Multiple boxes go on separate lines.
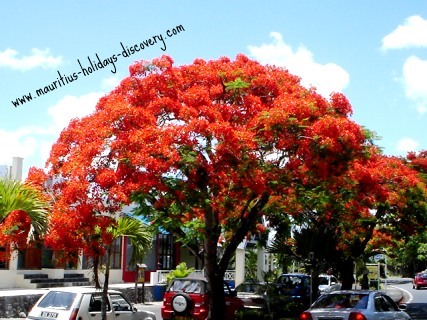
top-left (41, 311), bottom-right (58, 318)
top-left (174, 316), bottom-right (192, 320)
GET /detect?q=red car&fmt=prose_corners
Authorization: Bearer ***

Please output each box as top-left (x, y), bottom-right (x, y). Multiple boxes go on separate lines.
top-left (413, 271), bottom-right (427, 290)
top-left (161, 275), bottom-right (244, 320)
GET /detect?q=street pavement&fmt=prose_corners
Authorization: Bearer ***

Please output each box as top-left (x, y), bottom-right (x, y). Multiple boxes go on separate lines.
top-left (131, 285), bottom-right (407, 320)
top-left (0, 282), bottom-right (409, 320)
top-left (135, 301), bottom-right (163, 320)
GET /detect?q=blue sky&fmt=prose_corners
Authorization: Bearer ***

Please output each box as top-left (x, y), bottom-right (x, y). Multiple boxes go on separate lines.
top-left (1, 1), bottom-right (426, 179)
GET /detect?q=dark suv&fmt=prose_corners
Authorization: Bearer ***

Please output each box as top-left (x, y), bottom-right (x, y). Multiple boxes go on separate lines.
top-left (276, 273), bottom-right (311, 304)
top-left (161, 275), bottom-right (244, 320)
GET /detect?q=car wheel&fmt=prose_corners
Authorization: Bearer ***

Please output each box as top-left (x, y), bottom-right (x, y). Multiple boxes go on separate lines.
top-left (416, 285), bottom-right (419, 290)
top-left (172, 293), bottom-right (192, 314)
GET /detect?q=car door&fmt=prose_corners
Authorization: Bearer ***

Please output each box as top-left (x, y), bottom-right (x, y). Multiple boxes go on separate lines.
top-left (109, 293), bottom-right (136, 320)
top-left (224, 282), bottom-right (244, 320)
top-left (331, 276), bottom-right (341, 291)
top-left (81, 293), bottom-right (115, 320)
top-left (374, 294), bottom-right (396, 320)
top-left (381, 294), bottom-right (408, 320)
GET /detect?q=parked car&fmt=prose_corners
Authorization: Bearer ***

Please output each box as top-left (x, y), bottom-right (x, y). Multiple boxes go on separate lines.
top-left (413, 271), bottom-right (427, 290)
top-left (299, 290), bottom-right (410, 320)
top-left (26, 286), bottom-right (156, 320)
top-left (161, 275), bottom-right (244, 320)
top-left (276, 273), bottom-right (311, 305)
top-left (235, 282), bottom-right (268, 310)
top-left (318, 274), bottom-right (341, 294)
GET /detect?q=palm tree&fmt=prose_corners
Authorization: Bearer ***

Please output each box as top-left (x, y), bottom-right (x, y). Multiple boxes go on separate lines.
top-left (100, 215), bottom-right (153, 320)
top-left (0, 179), bottom-right (49, 247)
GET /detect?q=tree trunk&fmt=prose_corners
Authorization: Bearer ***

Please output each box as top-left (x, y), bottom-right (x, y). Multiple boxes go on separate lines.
top-left (101, 247), bottom-right (111, 320)
top-left (310, 263), bottom-right (320, 304)
top-left (337, 258), bottom-right (355, 290)
top-left (202, 196), bottom-right (227, 319)
top-left (202, 193), bottom-right (270, 319)
top-left (203, 208), bottom-right (225, 320)
top-left (205, 266), bottom-right (226, 320)
top-left (93, 256), bottom-right (101, 288)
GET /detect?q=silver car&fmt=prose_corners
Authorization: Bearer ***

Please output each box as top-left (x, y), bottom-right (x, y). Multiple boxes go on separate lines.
top-left (300, 290), bottom-right (411, 320)
top-left (318, 274), bottom-right (341, 294)
top-left (26, 286), bottom-right (156, 320)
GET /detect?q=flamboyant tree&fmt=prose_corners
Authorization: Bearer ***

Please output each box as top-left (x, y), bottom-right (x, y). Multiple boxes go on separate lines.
top-left (46, 54), bottom-right (371, 319)
top-left (392, 150), bottom-right (427, 275)
top-left (269, 148), bottom-right (427, 290)
top-left (336, 153), bottom-right (427, 287)
top-left (407, 150), bottom-right (427, 179)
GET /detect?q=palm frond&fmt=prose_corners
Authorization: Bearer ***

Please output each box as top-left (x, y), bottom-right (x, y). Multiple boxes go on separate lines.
top-left (0, 179), bottom-right (49, 241)
top-left (110, 215), bottom-right (153, 264)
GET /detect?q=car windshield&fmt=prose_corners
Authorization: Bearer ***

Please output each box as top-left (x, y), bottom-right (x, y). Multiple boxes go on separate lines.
top-left (37, 291), bottom-right (77, 310)
top-left (169, 279), bottom-right (204, 293)
top-left (278, 275), bottom-right (307, 288)
top-left (318, 277), bottom-right (329, 285)
top-left (312, 293), bottom-right (369, 309)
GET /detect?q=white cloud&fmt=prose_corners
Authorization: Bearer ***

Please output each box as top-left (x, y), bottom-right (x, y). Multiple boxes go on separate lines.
top-left (101, 76), bottom-right (121, 91)
top-left (0, 129), bottom-right (40, 164)
top-left (396, 137), bottom-right (419, 153)
top-left (247, 32), bottom-right (350, 98)
top-left (1, 92), bottom-right (105, 178)
top-left (0, 48), bottom-right (63, 71)
top-left (47, 92), bottom-right (105, 133)
top-left (402, 55), bottom-right (427, 114)
top-left (382, 15), bottom-right (427, 50)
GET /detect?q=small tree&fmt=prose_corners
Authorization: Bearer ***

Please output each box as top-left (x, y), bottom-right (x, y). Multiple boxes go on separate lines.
top-left (99, 215), bottom-right (153, 320)
top-left (0, 179), bottom-right (49, 261)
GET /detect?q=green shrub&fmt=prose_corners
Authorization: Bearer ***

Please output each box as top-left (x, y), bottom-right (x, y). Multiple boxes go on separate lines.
top-left (165, 262), bottom-right (195, 284)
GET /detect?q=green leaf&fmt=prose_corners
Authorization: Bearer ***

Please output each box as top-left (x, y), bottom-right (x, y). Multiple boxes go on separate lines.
top-left (224, 77), bottom-right (249, 91)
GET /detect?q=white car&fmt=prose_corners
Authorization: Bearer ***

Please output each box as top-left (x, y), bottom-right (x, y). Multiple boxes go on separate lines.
top-left (26, 286), bottom-right (156, 320)
top-left (318, 274), bottom-right (341, 294)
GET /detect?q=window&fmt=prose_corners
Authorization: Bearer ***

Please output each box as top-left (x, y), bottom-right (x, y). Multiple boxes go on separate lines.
top-left (110, 294), bottom-right (132, 311)
top-left (102, 237), bottom-right (122, 269)
top-left (89, 294), bottom-right (111, 312)
top-left (374, 295), bottom-right (392, 312)
top-left (382, 294), bottom-right (399, 311)
top-left (0, 247), bottom-right (8, 269)
top-left (313, 293), bottom-right (368, 309)
top-left (38, 291), bottom-right (77, 310)
top-left (157, 233), bottom-right (174, 270)
top-left (110, 238), bottom-right (122, 269)
top-left (169, 279), bottom-right (204, 293)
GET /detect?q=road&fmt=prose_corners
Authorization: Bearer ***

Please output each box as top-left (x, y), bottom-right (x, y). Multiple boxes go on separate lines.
top-left (135, 301), bottom-right (162, 320)
top-left (137, 280), bottom-right (426, 320)
top-left (387, 279), bottom-right (427, 320)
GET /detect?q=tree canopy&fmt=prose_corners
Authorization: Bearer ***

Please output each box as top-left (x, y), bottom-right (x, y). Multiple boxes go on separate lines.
top-left (46, 54), bottom-right (380, 318)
